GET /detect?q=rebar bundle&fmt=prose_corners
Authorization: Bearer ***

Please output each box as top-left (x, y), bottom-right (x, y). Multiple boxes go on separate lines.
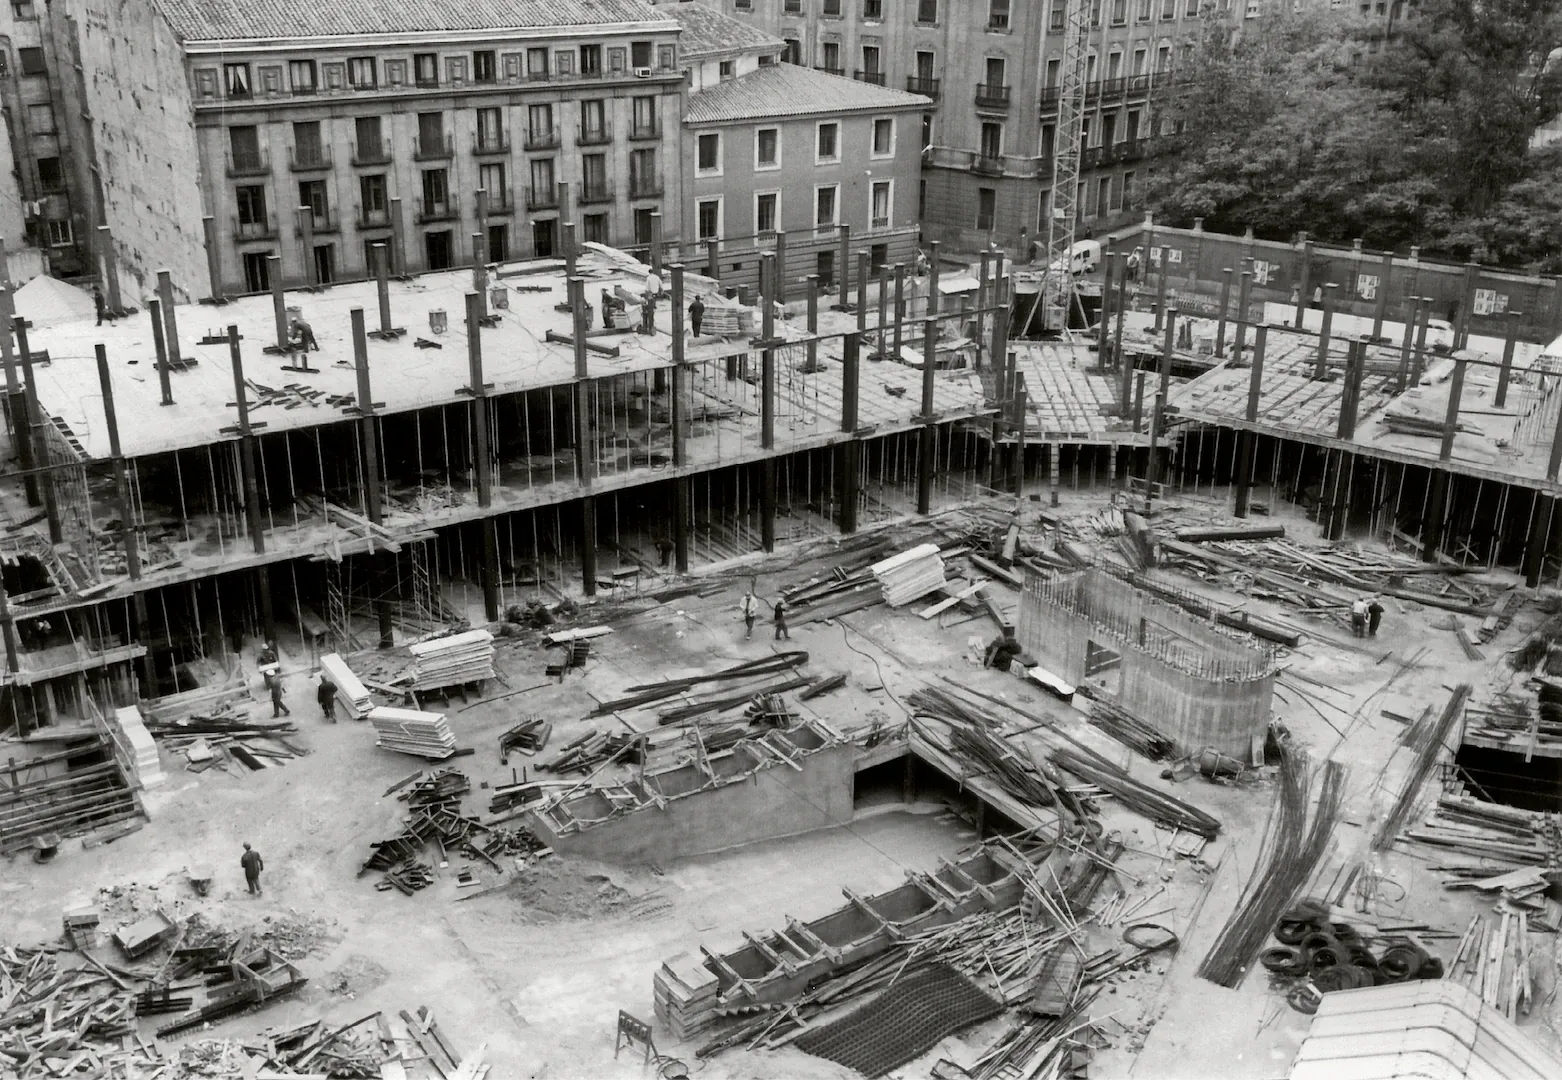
top-left (1371, 684), bottom-right (1471, 852)
top-left (1196, 748), bottom-right (1345, 987)
top-left (590, 651), bottom-right (810, 715)
top-left (1085, 698), bottom-right (1176, 761)
top-left (1049, 747), bottom-right (1222, 838)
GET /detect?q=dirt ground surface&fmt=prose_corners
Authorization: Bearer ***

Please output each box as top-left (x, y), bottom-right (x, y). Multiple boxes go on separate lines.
top-left (5, 484), bottom-right (1562, 1079)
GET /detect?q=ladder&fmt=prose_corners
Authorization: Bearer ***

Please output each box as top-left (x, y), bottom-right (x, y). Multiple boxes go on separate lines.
top-left (409, 539), bottom-right (438, 625)
top-left (324, 560), bottom-right (351, 650)
top-left (1040, 0), bottom-right (1090, 334)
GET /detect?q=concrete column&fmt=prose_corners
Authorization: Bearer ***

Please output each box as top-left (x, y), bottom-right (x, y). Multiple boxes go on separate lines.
top-left (856, 251), bottom-right (869, 332)
top-left (1523, 496), bottom-right (1552, 588)
top-left (581, 494), bottom-right (598, 597)
top-left (351, 308), bottom-right (396, 646)
top-left (557, 180), bottom-right (573, 233)
top-left (157, 270), bottom-right (181, 367)
top-left (1133, 370), bottom-right (1146, 433)
top-left (147, 298), bottom-right (174, 406)
top-left (465, 292), bottom-right (500, 622)
top-left (1158, 307), bottom-right (1176, 403)
top-left (1548, 395), bottom-right (1562, 482)
top-left (563, 222), bottom-right (577, 279)
top-left (201, 216), bottom-right (223, 302)
top-left (892, 262), bottom-right (905, 358)
top-left (650, 210), bottom-right (663, 275)
top-left (1314, 283), bottom-right (1337, 378)
top-left (1439, 352), bottom-right (1466, 463)
top-left (1371, 251), bottom-right (1393, 338)
top-left (1338, 338), bottom-right (1365, 440)
top-left (774, 230), bottom-right (787, 305)
top-left (1421, 471), bottom-right (1449, 563)
top-left (1215, 268), bottom-right (1233, 358)
top-left (1396, 296), bottom-right (1419, 392)
top-left (1294, 235), bottom-right (1312, 329)
top-left (671, 265), bottom-right (687, 466)
top-left (707, 238), bottom-right (719, 281)
top-left (1013, 376), bottom-right (1028, 499)
top-left (760, 252), bottom-right (777, 554)
top-left (917, 316), bottom-right (938, 515)
top-left (0, 286), bottom-right (17, 441)
top-left (473, 232), bottom-right (489, 318)
top-left (837, 438), bottom-right (860, 534)
top-left (476, 189), bottom-right (490, 265)
top-left (270, 256), bottom-right (288, 348)
top-left (1098, 253), bottom-right (1118, 362)
top-left (976, 250), bottom-right (991, 350)
top-left (373, 243), bottom-right (395, 335)
top-left (875, 264), bottom-right (889, 358)
top-left (389, 197), bottom-right (406, 274)
top-left (1153, 246), bottom-right (1170, 333)
top-left (806, 274), bottom-right (819, 372)
top-left (841, 331), bottom-right (860, 432)
top-left (927, 240), bottom-right (941, 316)
top-left (13, 320), bottom-right (48, 524)
top-left (297, 205), bottom-right (315, 285)
top-left (226, 325), bottom-right (265, 555)
top-left (1233, 269), bottom-right (1253, 363)
top-left (1411, 298), bottom-right (1432, 383)
top-left (93, 344), bottom-right (140, 581)
top-left (98, 224), bottom-right (124, 313)
top-left (1456, 261), bottom-right (1479, 349)
top-left (1496, 310), bottom-right (1521, 408)
top-left (837, 224), bottom-right (850, 296)
top-left (1114, 266), bottom-right (1130, 404)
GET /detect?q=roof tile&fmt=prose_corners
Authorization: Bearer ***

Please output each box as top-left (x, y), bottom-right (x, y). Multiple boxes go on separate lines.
top-left (686, 64), bottom-right (931, 125)
top-left (157, 0), bottom-right (674, 41)
top-left (659, 2), bottom-right (783, 61)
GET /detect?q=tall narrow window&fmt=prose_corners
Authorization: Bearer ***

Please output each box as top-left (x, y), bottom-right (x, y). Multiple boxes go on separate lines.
top-left (293, 121), bottom-right (325, 167)
top-left (526, 48), bottom-right (549, 79)
top-left (289, 60), bottom-right (317, 93)
top-left (581, 44), bottom-right (603, 76)
top-left (756, 192), bottom-right (778, 234)
top-left (299, 179), bottom-right (330, 227)
top-left (756, 127), bottom-right (780, 169)
top-left (229, 125), bottom-right (262, 171)
top-left (582, 153), bottom-right (608, 198)
top-left (976, 188), bottom-right (996, 230)
top-left (697, 132), bottom-right (721, 174)
top-left (630, 148), bottom-right (658, 196)
top-left (414, 53), bottom-right (438, 87)
top-left (632, 96), bottom-right (659, 138)
top-left (871, 118), bottom-right (894, 157)
top-left (697, 199), bottom-right (721, 240)
top-left (224, 63), bottom-right (252, 98)
top-left (348, 56), bottom-right (376, 89)
top-left (918, 0), bottom-right (939, 20)
top-left (480, 162), bottom-right (508, 202)
top-left (815, 185), bottom-right (837, 227)
top-left (871, 180), bottom-right (891, 228)
top-left (473, 50), bottom-right (497, 82)
top-left (817, 122), bottom-right (839, 162)
top-left (989, 0), bottom-right (1011, 29)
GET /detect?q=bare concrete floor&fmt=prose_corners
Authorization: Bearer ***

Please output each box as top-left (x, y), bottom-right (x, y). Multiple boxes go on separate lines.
top-left (5, 480), bottom-right (1562, 1078)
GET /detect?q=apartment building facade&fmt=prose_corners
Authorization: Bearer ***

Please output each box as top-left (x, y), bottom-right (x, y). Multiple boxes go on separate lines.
top-left (710, 0), bottom-right (1208, 253)
top-left (669, 0), bottom-right (928, 285)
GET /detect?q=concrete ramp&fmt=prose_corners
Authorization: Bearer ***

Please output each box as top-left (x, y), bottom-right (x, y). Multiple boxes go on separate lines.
top-left (1290, 981), bottom-right (1562, 1080)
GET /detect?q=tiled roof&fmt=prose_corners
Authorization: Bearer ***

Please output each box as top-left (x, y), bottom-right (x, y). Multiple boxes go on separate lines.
top-left (660, 2), bottom-right (783, 61)
top-left (157, 0), bottom-right (675, 42)
top-left (686, 64), bottom-right (931, 124)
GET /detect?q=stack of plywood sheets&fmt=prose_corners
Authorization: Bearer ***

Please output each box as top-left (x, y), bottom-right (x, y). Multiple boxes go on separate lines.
top-left (871, 544), bottom-right (947, 607)
top-left (369, 706), bottom-right (456, 759)
top-left (113, 706), bottom-right (163, 787)
top-left (410, 629), bottom-right (495, 690)
top-left (320, 652), bottom-right (372, 718)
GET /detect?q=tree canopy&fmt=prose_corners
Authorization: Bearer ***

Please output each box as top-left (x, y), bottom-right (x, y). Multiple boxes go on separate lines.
top-left (1143, 0), bottom-right (1562, 269)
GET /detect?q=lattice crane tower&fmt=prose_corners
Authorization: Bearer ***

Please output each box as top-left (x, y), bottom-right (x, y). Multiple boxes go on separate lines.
top-left (1041, 0), bottom-right (1091, 333)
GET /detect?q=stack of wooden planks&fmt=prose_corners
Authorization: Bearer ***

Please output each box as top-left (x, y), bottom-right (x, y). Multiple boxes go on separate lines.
top-left (871, 544), bottom-right (947, 607)
top-left (409, 629), bottom-right (495, 690)
top-left (320, 652), bottom-right (372, 717)
top-left (1446, 910), bottom-right (1538, 1021)
top-left (0, 737), bottom-right (144, 856)
top-left (111, 706), bottom-right (163, 788)
top-left (1406, 795), bottom-right (1548, 866)
top-left (369, 706), bottom-right (457, 759)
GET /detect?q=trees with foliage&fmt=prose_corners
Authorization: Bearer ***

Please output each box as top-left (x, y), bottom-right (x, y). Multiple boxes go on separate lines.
top-left (1144, 0), bottom-right (1562, 267)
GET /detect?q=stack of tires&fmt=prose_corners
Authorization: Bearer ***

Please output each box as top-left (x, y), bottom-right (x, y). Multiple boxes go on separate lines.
top-left (1257, 897), bottom-right (1443, 1011)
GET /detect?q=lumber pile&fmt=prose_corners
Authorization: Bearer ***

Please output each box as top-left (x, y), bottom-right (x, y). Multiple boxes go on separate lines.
top-left (0, 737), bottom-right (144, 856)
top-left (409, 628), bottom-right (495, 690)
top-left (499, 716), bottom-right (552, 760)
top-left (1447, 910), bottom-right (1539, 1020)
top-left (870, 544), bottom-right (947, 607)
top-left (1407, 794), bottom-right (1549, 867)
top-left (319, 652), bottom-right (372, 717)
top-left (1174, 524), bottom-right (1286, 543)
top-left (369, 706), bottom-right (457, 759)
top-left (538, 730), bottom-right (644, 774)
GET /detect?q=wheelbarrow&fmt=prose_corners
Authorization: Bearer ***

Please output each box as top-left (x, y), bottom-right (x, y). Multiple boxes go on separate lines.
top-left (188, 867), bottom-right (215, 896)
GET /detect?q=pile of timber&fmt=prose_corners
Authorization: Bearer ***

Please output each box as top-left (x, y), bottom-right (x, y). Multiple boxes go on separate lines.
top-left (1446, 910), bottom-right (1539, 1022)
top-left (697, 301), bottom-right (753, 339)
top-left (1463, 700), bottom-right (1562, 758)
top-left (1404, 794), bottom-right (1549, 866)
top-left (538, 730), bottom-right (644, 774)
top-left (369, 706), bottom-right (457, 759)
top-left (871, 543), bottom-right (947, 607)
top-left (320, 652), bottom-right (372, 717)
top-left (0, 737), bottom-right (144, 856)
top-left (409, 629), bottom-right (495, 690)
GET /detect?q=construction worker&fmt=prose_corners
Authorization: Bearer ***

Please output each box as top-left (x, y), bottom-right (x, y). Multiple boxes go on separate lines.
top-left (740, 588), bottom-right (760, 640)
top-left (270, 672), bottom-right (291, 718)
top-left (655, 537), bottom-right (675, 567)
top-left (688, 294), bottom-right (705, 337)
top-left (774, 598), bottom-right (790, 641)
top-left (642, 271), bottom-right (661, 334)
top-left (1367, 596), bottom-right (1385, 637)
top-left (93, 284), bottom-right (107, 326)
top-left (290, 315), bottom-right (320, 351)
top-left (1126, 248), bottom-right (1142, 283)
top-left (1350, 597), bottom-right (1368, 638)
top-left (240, 842), bottom-right (264, 895)
top-left (317, 674), bottom-right (337, 722)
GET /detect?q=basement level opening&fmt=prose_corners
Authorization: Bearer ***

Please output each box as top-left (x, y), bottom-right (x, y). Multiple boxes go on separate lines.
top-left (1454, 744), bottom-right (1562, 813)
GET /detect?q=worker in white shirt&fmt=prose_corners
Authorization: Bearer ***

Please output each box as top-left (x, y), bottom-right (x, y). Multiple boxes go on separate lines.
top-left (1350, 597), bottom-right (1368, 638)
top-left (641, 272), bottom-right (662, 334)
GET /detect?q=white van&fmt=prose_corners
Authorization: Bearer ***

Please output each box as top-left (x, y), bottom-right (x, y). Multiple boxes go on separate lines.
top-left (1048, 239), bottom-right (1101, 276)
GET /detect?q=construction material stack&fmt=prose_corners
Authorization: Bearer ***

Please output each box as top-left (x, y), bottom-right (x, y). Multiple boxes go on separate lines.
top-left (369, 706), bottom-right (457, 759)
top-left (112, 706), bottom-right (163, 788)
top-left (410, 629), bottom-right (496, 690)
top-left (871, 544), bottom-right (947, 607)
top-left (654, 956), bottom-right (720, 1042)
top-left (320, 653), bottom-right (372, 718)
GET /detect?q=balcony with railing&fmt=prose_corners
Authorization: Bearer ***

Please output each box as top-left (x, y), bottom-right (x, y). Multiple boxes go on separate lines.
top-left (855, 69), bottom-right (886, 86)
top-left (1039, 85), bottom-right (1060, 110)
top-left (926, 145), bottom-right (1047, 180)
top-left (484, 191), bottom-right (515, 215)
top-left (415, 195), bottom-right (460, 223)
top-left (629, 172), bottom-right (663, 199)
top-left (817, 65), bottom-right (846, 77)
top-left (578, 181), bottom-right (615, 205)
top-left (289, 145), bottom-right (332, 172)
top-left (232, 213), bottom-right (277, 241)
top-left (527, 186), bottom-right (559, 210)
top-left (472, 130), bottom-right (511, 156)
top-left (352, 138), bottom-right (392, 166)
top-left (1099, 76), bottom-right (1127, 98)
top-left (357, 204), bottom-right (391, 229)
top-left (524, 127), bottom-right (561, 151)
top-left (297, 209), bottom-right (338, 234)
top-left (972, 155), bottom-right (1004, 177)
top-left (413, 134), bottom-right (454, 161)
top-left (906, 76), bottom-right (940, 99)
top-left (1127, 73), bottom-right (1152, 94)
top-left (577, 123), bottom-right (612, 146)
top-left (975, 83), bottom-right (1011, 110)
top-left (226, 150), bottom-right (270, 178)
top-left (629, 118), bottom-right (662, 141)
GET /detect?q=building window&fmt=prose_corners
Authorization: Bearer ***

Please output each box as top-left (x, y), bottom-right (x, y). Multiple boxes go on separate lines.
top-left (422, 170), bottom-right (450, 221)
top-left (870, 180), bottom-right (892, 229)
top-left (735, 0), bottom-right (751, 9)
top-left (236, 185), bottom-right (268, 226)
top-left (36, 156), bottom-right (62, 191)
top-left (989, 0), bottom-right (1011, 29)
top-left (299, 179), bottom-right (329, 227)
top-left (824, 0), bottom-right (842, 14)
top-left (719, 59), bottom-right (735, 78)
top-left (1156, 44), bottom-right (1171, 71)
top-left (580, 98), bottom-right (607, 141)
top-left (1162, 0), bottom-right (1176, 16)
top-left (228, 124), bottom-right (261, 169)
top-left (477, 106), bottom-right (504, 149)
top-left (530, 157), bottom-right (556, 203)
top-left (473, 49), bottom-right (497, 83)
top-left (918, 0), bottom-right (939, 21)
top-left (425, 231), bottom-right (453, 270)
top-left (526, 47), bottom-right (549, 79)
top-left (11, 1), bottom-right (34, 18)
top-left (817, 121), bottom-right (839, 163)
top-left (785, 0), bottom-right (801, 11)
top-left (489, 223), bottom-right (510, 262)
top-left (980, 121), bottom-right (1002, 159)
top-left (632, 95), bottom-right (659, 138)
top-left (293, 120), bottom-right (325, 167)
top-left (581, 152), bottom-right (608, 198)
top-left (17, 48), bottom-right (45, 77)
top-left (697, 198), bottom-right (721, 241)
top-left (45, 219), bottom-right (70, 246)
top-left (413, 53), bottom-right (438, 87)
top-left (756, 192), bottom-right (778, 235)
top-left (784, 38), bottom-right (803, 65)
top-left (348, 57), bottom-right (377, 89)
top-left (815, 185), bottom-right (838, 227)
top-left (1112, 0), bottom-right (1128, 20)
top-left (871, 117), bottom-right (894, 157)
top-left (360, 174), bottom-right (388, 220)
top-left (755, 127), bottom-right (780, 169)
top-left (821, 42), bottom-right (841, 73)
top-left (631, 41), bottom-right (652, 69)
top-left (630, 147), bottom-right (658, 196)
top-left (581, 44), bottom-right (603, 76)
top-left (922, 114), bottom-right (932, 149)
top-left (861, 45), bottom-right (881, 78)
top-left (1051, 0), bottom-right (1066, 29)
top-left (480, 162), bottom-right (508, 203)
top-left (976, 188), bottom-right (995, 231)
top-left (1187, 0), bottom-right (1199, 13)
top-left (697, 132), bottom-right (721, 175)
top-left (224, 63), bottom-right (251, 98)
top-left (583, 213), bottom-right (609, 245)
top-left (355, 116), bottom-right (385, 159)
top-left (529, 103), bottom-right (555, 143)
top-left (243, 252), bottom-right (271, 293)
top-left (864, 0), bottom-right (883, 17)
top-left (1122, 170), bottom-right (1135, 209)
top-left (289, 60), bottom-right (317, 93)
top-left (314, 244), bottom-right (335, 284)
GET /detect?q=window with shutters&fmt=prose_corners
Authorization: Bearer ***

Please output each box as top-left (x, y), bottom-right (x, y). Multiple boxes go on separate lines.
top-left (473, 50), bottom-right (497, 82)
top-left (871, 118), bottom-right (894, 157)
top-left (236, 185), bottom-right (267, 226)
top-left (697, 199), bottom-right (721, 240)
top-left (527, 48), bottom-right (548, 79)
top-left (414, 53), bottom-right (438, 87)
top-left (348, 57), bottom-right (376, 89)
top-left (289, 60), bottom-right (317, 93)
top-left (756, 192), bottom-right (778, 235)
